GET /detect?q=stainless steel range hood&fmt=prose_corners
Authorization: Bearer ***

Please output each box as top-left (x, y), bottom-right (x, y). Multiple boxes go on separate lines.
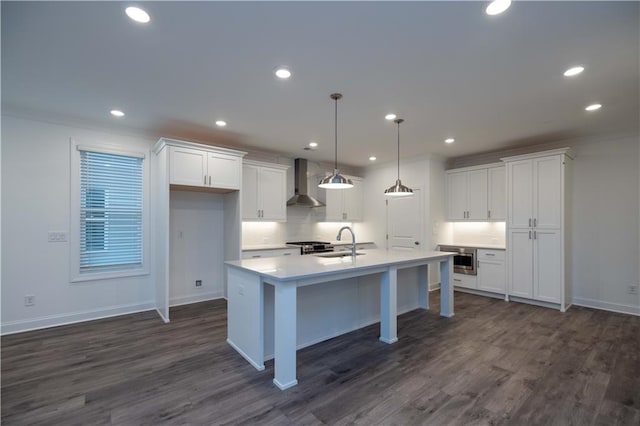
top-left (286, 159), bottom-right (325, 207)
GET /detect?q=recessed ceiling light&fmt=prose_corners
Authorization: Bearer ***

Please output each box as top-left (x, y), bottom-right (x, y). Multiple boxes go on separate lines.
top-left (485, 0), bottom-right (511, 16)
top-left (125, 6), bottom-right (150, 23)
top-left (585, 103), bottom-right (602, 111)
top-left (369, 156), bottom-right (377, 161)
top-left (215, 120), bottom-right (227, 127)
top-left (308, 141), bottom-right (318, 148)
top-left (275, 67), bottom-right (291, 79)
top-left (385, 113), bottom-right (397, 120)
top-left (445, 138), bottom-right (455, 144)
top-left (564, 66), bottom-right (585, 77)
top-left (110, 109), bottom-right (125, 117)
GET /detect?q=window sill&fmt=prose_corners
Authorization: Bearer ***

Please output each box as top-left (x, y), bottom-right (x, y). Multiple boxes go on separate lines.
top-left (71, 268), bottom-right (149, 283)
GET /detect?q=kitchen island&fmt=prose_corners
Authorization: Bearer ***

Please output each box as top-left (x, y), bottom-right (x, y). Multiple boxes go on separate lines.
top-left (225, 249), bottom-right (455, 390)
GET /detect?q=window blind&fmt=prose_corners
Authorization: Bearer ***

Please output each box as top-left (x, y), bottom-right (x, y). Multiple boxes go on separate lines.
top-left (79, 150), bottom-right (143, 272)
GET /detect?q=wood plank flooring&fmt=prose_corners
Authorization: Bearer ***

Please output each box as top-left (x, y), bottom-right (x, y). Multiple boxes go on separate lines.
top-left (2, 292), bottom-right (639, 425)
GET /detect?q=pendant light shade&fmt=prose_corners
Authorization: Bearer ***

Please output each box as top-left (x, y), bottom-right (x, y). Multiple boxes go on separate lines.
top-left (384, 118), bottom-right (414, 197)
top-left (318, 93), bottom-right (353, 189)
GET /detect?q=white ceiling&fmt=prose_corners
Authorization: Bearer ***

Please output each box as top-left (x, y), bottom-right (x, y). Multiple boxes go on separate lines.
top-left (2, 1), bottom-right (638, 167)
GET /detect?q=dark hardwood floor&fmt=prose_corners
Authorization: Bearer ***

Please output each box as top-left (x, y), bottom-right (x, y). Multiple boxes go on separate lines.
top-left (2, 292), bottom-right (639, 425)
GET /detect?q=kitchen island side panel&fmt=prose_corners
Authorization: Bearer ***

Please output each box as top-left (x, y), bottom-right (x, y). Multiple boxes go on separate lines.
top-left (226, 267), bottom-right (265, 370)
top-left (262, 267), bottom-right (423, 359)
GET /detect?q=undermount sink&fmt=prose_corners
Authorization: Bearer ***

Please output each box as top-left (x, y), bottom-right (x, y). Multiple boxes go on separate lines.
top-left (314, 252), bottom-right (365, 258)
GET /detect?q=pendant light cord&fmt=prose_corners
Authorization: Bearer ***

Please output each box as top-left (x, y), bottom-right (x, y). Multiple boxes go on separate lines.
top-left (397, 120), bottom-right (400, 180)
top-left (334, 96), bottom-right (338, 170)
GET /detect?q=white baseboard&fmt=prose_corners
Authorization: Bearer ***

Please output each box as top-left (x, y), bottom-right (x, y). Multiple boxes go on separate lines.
top-left (454, 287), bottom-right (506, 300)
top-left (227, 338), bottom-right (265, 371)
top-left (1, 301), bottom-right (156, 335)
top-left (429, 281), bottom-right (441, 291)
top-left (169, 291), bottom-right (224, 307)
top-left (156, 308), bottom-right (170, 323)
top-left (573, 297), bottom-right (640, 316)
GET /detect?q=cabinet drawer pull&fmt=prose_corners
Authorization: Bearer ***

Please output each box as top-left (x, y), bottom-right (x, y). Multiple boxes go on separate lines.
top-left (485, 253), bottom-right (495, 256)
top-left (453, 278), bottom-right (462, 282)
top-left (252, 255), bottom-right (261, 258)
top-left (283, 253), bottom-right (291, 256)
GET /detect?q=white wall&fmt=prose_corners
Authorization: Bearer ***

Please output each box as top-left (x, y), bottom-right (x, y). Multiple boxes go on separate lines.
top-left (169, 191), bottom-right (226, 306)
top-left (1, 115), bottom-right (157, 334)
top-left (570, 135), bottom-right (639, 314)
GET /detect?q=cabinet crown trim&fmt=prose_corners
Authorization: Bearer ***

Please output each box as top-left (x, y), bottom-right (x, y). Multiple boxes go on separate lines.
top-left (154, 137), bottom-right (247, 157)
top-left (445, 162), bottom-right (504, 174)
top-left (501, 147), bottom-right (573, 163)
top-left (243, 159), bottom-right (290, 170)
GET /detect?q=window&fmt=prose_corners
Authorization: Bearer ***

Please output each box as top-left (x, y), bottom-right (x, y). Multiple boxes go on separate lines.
top-left (70, 142), bottom-right (148, 281)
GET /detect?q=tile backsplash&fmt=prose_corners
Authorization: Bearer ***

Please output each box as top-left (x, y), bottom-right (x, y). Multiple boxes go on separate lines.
top-left (242, 206), bottom-right (366, 245)
top-left (448, 222), bottom-right (506, 247)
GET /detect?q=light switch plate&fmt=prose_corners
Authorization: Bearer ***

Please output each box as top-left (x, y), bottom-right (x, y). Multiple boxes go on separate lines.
top-left (48, 231), bottom-right (67, 242)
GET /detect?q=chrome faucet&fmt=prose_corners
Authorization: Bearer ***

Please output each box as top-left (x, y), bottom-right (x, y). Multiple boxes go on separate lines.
top-left (336, 226), bottom-right (356, 257)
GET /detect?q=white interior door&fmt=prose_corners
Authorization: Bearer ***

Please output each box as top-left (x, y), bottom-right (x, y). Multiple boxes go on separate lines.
top-left (387, 188), bottom-right (423, 250)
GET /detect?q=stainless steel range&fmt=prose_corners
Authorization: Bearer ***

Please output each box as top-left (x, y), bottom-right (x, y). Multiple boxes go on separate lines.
top-left (286, 241), bottom-right (335, 255)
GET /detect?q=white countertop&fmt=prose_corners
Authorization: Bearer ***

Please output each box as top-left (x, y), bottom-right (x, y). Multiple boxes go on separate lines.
top-left (438, 243), bottom-right (506, 250)
top-left (241, 244), bottom-right (293, 251)
top-left (226, 249), bottom-right (453, 282)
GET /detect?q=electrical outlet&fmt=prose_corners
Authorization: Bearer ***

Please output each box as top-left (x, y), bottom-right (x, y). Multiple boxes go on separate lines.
top-left (195, 280), bottom-right (202, 287)
top-left (48, 231), bottom-right (67, 242)
top-left (24, 295), bottom-right (35, 306)
top-left (629, 285), bottom-right (638, 295)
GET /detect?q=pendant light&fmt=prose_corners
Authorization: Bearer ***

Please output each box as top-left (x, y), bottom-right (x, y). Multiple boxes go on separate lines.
top-left (384, 118), bottom-right (414, 197)
top-left (318, 93), bottom-right (354, 189)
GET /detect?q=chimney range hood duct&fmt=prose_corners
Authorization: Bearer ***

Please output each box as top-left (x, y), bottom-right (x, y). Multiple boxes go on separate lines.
top-left (287, 159), bottom-right (325, 207)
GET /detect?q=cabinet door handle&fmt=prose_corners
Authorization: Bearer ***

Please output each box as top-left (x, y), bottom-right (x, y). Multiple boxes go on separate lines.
top-left (534, 230), bottom-right (537, 239)
top-left (204, 175), bottom-right (207, 185)
top-left (529, 218), bottom-right (532, 227)
top-left (488, 210), bottom-right (491, 219)
top-left (209, 176), bottom-right (211, 186)
top-left (529, 230), bottom-right (532, 239)
top-left (533, 218), bottom-right (537, 227)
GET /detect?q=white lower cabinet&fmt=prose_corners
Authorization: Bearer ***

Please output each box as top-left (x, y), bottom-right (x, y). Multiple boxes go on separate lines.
top-left (477, 249), bottom-right (506, 294)
top-left (452, 273), bottom-right (477, 289)
top-left (508, 228), bottom-right (562, 303)
top-left (241, 248), bottom-right (299, 259)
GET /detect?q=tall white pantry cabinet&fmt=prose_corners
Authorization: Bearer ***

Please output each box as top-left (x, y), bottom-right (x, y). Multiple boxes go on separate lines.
top-left (503, 148), bottom-right (573, 311)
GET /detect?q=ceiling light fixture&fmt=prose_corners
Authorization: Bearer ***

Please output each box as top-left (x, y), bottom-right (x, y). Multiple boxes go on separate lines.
top-left (369, 156), bottom-right (377, 161)
top-left (215, 120), bottom-right (227, 127)
top-left (385, 113), bottom-right (397, 120)
top-left (318, 93), bottom-right (353, 189)
top-left (110, 109), bottom-right (125, 117)
top-left (564, 66), bottom-right (585, 77)
top-left (275, 67), bottom-right (291, 79)
top-left (445, 138), bottom-right (455, 144)
top-left (125, 6), bottom-right (150, 23)
top-left (384, 118), bottom-right (414, 197)
top-left (309, 141), bottom-right (318, 148)
top-left (485, 0), bottom-right (511, 16)
top-left (585, 103), bottom-right (602, 111)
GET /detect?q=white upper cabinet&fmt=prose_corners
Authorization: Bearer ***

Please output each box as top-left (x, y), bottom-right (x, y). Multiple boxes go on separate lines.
top-left (507, 155), bottom-right (562, 229)
top-left (446, 164), bottom-right (503, 221)
top-left (488, 166), bottom-right (506, 220)
top-left (323, 176), bottom-right (364, 221)
top-left (168, 143), bottom-right (243, 191)
top-left (242, 161), bottom-right (288, 221)
top-left (170, 146), bottom-right (207, 187)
